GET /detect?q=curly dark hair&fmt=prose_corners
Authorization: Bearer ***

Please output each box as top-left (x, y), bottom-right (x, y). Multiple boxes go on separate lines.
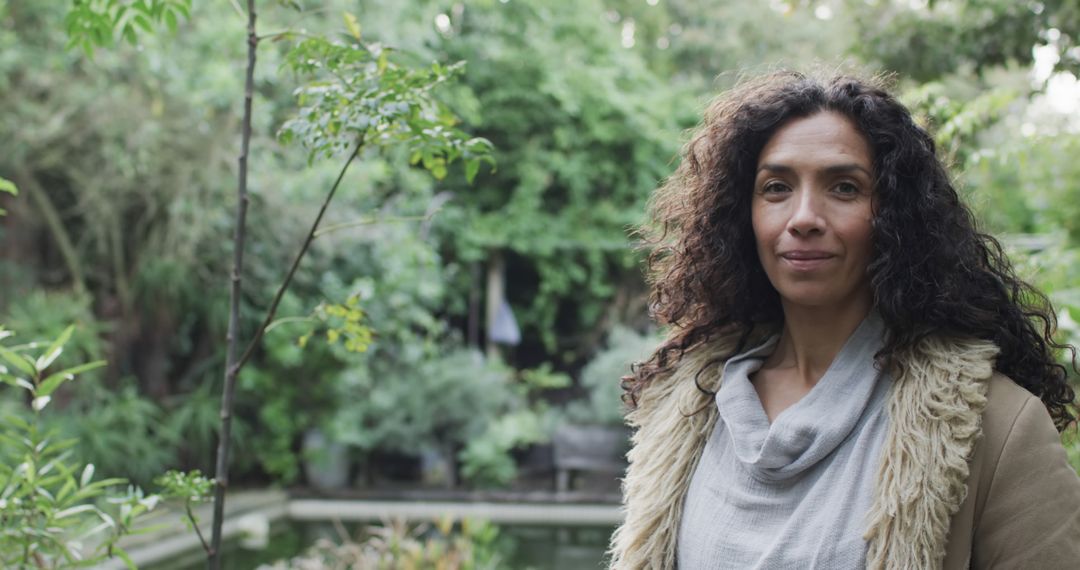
top-left (625, 70), bottom-right (1077, 431)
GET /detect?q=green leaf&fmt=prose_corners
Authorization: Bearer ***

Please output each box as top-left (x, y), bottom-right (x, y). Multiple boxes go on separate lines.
top-left (465, 159), bottom-right (480, 184)
top-left (344, 12), bottom-right (362, 41)
top-left (37, 374), bottom-right (71, 398)
top-left (0, 176), bottom-right (16, 195)
top-left (56, 504), bottom-right (97, 519)
top-left (164, 9), bottom-right (177, 33)
top-left (81, 464), bottom-right (95, 488)
top-left (6, 414), bottom-right (30, 431)
top-left (0, 372), bottom-right (27, 387)
top-left (40, 360), bottom-right (106, 393)
top-left (0, 344), bottom-right (35, 377)
top-left (173, 1), bottom-right (192, 20)
top-left (133, 13), bottom-right (153, 33)
top-left (114, 547), bottom-right (137, 570)
top-left (35, 325), bottom-right (74, 372)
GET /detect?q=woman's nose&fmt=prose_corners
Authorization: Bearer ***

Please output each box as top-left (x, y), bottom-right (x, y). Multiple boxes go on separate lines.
top-left (787, 189), bottom-right (825, 236)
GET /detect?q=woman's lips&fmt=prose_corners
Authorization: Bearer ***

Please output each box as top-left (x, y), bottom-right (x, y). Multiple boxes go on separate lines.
top-left (779, 251), bottom-right (836, 270)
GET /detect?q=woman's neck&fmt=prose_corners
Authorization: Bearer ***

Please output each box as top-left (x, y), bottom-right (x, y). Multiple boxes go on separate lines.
top-left (764, 295), bottom-right (874, 387)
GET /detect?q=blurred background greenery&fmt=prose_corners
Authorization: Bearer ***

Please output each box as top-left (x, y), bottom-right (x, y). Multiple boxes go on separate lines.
top-left (1, 0), bottom-right (1078, 492)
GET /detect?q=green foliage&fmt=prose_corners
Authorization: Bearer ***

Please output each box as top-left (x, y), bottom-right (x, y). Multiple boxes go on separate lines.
top-left (608, 0), bottom-right (856, 83)
top-left (263, 517), bottom-right (501, 570)
top-left (422, 0), bottom-right (681, 355)
top-left (331, 349), bottom-right (513, 456)
top-left (0, 175), bottom-right (14, 216)
top-left (65, 0), bottom-right (191, 55)
top-left (52, 384), bottom-right (175, 486)
top-left (454, 361), bottom-right (569, 488)
top-left (160, 379), bottom-right (221, 472)
top-left (0, 291), bottom-right (107, 375)
top-left (279, 27), bottom-right (494, 181)
top-left (457, 409), bottom-right (553, 488)
top-left (1063, 427), bottom-right (1080, 474)
top-left (519, 363), bottom-right (572, 392)
top-left (965, 133), bottom-right (1080, 241)
top-left (237, 314), bottom-right (342, 483)
top-left (155, 468), bottom-right (213, 502)
top-left (0, 295), bottom-right (178, 485)
top-left (848, 0), bottom-right (1080, 81)
top-left (901, 82), bottom-right (1018, 166)
top-left (155, 469), bottom-right (213, 541)
top-left (294, 293), bottom-right (374, 353)
top-left (567, 326), bottom-right (659, 427)
top-left (0, 325), bottom-right (153, 569)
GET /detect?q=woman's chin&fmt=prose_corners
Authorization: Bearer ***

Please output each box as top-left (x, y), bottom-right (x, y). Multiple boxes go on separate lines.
top-left (774, 285), bottom-right (870, 312)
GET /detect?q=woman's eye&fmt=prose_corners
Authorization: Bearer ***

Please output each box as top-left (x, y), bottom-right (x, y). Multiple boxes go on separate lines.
top-left (834, 182), bottom-right (860, 196)
top-left (762, 182), bottom-right (789, 195)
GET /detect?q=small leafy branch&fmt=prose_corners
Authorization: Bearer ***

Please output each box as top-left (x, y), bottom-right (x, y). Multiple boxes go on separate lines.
top-left (280, 28), bottom-right (495, 182)
top-left (155, 469), bottom-right (214, 554)
top-left (65, 0), bottom-right (192, 55)
top-left (0, 325), bottom-right (154, 569)
top-left (290, 294), bottom-right (374, 353)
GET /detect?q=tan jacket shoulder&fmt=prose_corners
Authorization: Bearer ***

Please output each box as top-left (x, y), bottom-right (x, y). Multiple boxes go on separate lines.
top-left (943, 373), bottom-right (1080, 570)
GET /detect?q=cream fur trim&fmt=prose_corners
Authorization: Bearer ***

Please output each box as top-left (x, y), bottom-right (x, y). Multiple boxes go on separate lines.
top-left (863, 337), bottom-right (998, 570)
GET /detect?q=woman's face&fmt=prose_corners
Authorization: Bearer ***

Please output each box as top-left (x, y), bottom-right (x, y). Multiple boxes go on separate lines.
top-left (751, 111), bottom-right (875, 312)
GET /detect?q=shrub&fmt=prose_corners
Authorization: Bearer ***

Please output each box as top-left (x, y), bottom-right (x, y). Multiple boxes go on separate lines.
top-left (567, 326), bottom-right (660, 427)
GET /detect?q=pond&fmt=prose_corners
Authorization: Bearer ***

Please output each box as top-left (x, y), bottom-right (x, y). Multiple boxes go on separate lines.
top-left (150, 520), bottom-right (615, 570)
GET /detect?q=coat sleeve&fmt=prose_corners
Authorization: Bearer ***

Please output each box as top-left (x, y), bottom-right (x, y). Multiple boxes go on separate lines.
top-left (972, 395), bottom-right (1080, 568)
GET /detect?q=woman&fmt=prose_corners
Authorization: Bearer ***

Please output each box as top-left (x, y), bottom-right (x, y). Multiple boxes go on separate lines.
top-left (608, 72), bottom-right (1080, 569)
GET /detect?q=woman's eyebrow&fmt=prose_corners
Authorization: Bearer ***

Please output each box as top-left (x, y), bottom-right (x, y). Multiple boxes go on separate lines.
top-left (757, 163), bottom-right (872, 177)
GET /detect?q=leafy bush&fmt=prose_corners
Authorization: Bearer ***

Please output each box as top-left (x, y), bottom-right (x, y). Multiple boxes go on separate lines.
top-left (0, 291), bottom-right (107, 375)
top-left (51, 383), bottom-right (175, 486)
top-left (0, 325), bottom-right (156, 568)
top-left (566, 327), bottom-right (660, 427)
top-left (259, 517), bottom-right (501, 570)
top-left (330, 349), bottom-right (511, 456)
top-left (457, 409), bottom-right (555, 488)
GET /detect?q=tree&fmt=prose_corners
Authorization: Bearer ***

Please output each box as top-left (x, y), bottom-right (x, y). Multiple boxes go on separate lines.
top-left (847, 0), bottom-right (1080, 81)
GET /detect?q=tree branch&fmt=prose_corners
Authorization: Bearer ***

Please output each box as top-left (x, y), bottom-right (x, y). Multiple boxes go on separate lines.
top-left (186, 500), bottom-right (211, 554)
top-left (232, 137), bottom-right (364, 375)
top-left (208, 0), bottom-right (258, 567)
top-left (313, 212), bottom-right (433, 239)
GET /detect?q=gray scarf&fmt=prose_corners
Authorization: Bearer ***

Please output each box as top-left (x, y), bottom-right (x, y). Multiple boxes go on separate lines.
top-left (677, 313), bottom-right (890, 569)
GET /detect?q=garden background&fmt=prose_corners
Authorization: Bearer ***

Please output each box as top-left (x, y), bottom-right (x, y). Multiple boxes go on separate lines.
top-left (1, 0), bottom-right (1079, 568)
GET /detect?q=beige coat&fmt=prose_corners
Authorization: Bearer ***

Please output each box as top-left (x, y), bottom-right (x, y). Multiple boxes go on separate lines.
top-left (608, 332), bottom-right (1080, 569)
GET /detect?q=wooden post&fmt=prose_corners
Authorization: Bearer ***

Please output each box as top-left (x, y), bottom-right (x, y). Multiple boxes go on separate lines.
top-left (468, 261), bottom-right (481, 349)
top-left (485, 250), bottom-right (505, 361)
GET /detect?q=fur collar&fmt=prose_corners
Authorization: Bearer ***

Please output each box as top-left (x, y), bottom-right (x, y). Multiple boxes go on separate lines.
top-left (607, 332), bottom-right (998, 570)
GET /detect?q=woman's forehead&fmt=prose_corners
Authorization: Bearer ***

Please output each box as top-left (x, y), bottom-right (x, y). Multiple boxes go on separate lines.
top-left (757, 112), bottom-right (873, 173)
